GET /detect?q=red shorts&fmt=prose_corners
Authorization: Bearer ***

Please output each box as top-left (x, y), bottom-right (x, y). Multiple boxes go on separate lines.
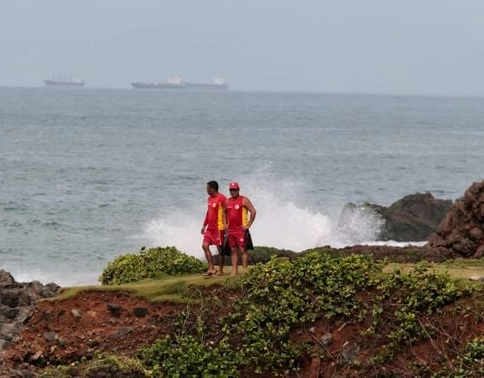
top-left (203, 229), bottom-right (224, 247)
top-left (228, 230), bottom-right (246, 248)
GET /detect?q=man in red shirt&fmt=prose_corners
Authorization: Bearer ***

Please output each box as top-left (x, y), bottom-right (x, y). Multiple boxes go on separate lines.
top-left (225, 182), bottom-right (256, 276)
top-left (201, 180), bottom-right (227, 276)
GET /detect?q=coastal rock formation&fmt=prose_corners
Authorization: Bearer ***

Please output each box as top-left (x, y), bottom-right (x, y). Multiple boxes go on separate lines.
top-left (0, 270), bottom-right (60, 355)
top-left (341, 192), bottom-right (453, 242)
top-left (428, 180), bottom-right (484, 257)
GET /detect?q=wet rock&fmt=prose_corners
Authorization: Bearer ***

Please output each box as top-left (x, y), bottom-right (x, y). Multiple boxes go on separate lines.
top-left (0, 271), bottom-right (61, 356)
top-left (428, 180), bottom-right (484, 258)
top-left (0, 271), bottom-right (16, 287)
top-left (354, 192), bottom-right (453, 241)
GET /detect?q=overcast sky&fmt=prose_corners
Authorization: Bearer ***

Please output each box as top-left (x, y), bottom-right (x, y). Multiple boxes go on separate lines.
top-left (1, 0), bottom-right (483, 95)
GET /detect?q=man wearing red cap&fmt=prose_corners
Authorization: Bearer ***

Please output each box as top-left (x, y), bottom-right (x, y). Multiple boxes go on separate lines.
top-left (201, 180), bottom-right (227, 276)
top-left (226, 182), bottom-right (257, 276)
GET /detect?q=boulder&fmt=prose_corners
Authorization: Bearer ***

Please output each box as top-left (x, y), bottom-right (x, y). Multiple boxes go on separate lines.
top-left (341, 192), bottom-right (453, 242)
top-left (428, 180), bottom-right (484, 258)
top-left (0, 270), bottom-right (61, 359)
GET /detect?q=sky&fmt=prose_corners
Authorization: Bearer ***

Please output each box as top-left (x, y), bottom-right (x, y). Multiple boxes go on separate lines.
top-left (0, 0), bottom-right (483, 95)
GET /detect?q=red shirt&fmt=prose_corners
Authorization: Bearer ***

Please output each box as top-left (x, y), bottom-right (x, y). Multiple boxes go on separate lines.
top-left (226, 195), bottom-right (249, 232)
top-left (204, 193), bottom-right (226, 231)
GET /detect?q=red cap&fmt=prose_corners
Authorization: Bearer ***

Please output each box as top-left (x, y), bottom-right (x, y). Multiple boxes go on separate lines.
top-left (229, 182), bottom-right (240, 190)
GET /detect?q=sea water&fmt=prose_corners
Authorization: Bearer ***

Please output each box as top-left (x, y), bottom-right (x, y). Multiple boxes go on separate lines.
top-left (1, 87), bottom-right (483, 286)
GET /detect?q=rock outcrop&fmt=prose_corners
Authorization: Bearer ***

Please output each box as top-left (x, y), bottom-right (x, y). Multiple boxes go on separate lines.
top-left (428, 180), bottom-right (484, 258)
top-left (341, 192), bottom-right (453, 242)
top-left (0, 270), bottom-right (60, 354)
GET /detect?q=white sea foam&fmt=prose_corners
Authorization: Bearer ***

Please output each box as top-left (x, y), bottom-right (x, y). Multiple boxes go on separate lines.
top-left (3, 89), bottom-right (479, 287)
top-left (142, 179), bottom-right (392, 255)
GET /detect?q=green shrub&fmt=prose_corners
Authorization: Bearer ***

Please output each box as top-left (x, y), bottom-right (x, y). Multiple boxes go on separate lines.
top-left (39, 354), bottom-right (149, 377)
top-left (99, 246), bottom-right (207, 285)
top-left (222, 252), bottom-right (382, 374)
top-left (139, 335), bottom-right (238, 378)
top-left (133, 252), bottom-right (470, 376)
top-left (433, 337), bottom-right (484, 377)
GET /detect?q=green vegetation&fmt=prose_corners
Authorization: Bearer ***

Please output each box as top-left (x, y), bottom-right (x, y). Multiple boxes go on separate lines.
top-left (99, 246), bottom-right (207, 285)
top-left (39, 354), bottom-right (149, 377)
top-left (57, 274), bottom-right (231, 303)
top-left (433, 337), bottom-right (484, 377)
top-left (136, 252), bottom-right (477, 376)
top-left (41, 248), bottom-right (484, 376)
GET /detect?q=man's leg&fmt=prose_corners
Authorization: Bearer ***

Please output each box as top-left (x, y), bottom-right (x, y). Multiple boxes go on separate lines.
top-left (240, 247), bottom-right (249, 272)
top-left (230, 246), bottom-right (238, 276)
top-left (217, 246), bottom-right (224, 275)
top-left (202, 243), bottom-right (216, 274)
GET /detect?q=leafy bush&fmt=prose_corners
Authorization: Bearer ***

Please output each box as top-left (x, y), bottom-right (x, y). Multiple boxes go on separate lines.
top-left (99, 246), bottom-right (207, 285)
top-left (135, 252), bottom-right (471, 376)
top-left (139, 335), bottom-right (238, 378)
top-left (40, 354), bottom-right (149, 377)
top-left (370, 264), bottom-right (463, 349)
top-left (433, 337), bottom-right (484, 377)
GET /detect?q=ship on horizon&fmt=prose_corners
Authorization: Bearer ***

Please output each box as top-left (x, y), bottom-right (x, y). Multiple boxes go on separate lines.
top-left (44, 76), bottom-right (85, 87)
top-left (131, 75), bottom-right (185, 89)
top-left (131, 76), bottom-right (228, 91)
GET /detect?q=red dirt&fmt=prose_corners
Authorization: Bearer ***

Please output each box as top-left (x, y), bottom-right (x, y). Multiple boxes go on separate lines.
top-left (3, 290), bottom-right (188, 367)
top-left (3, 287), bottom-right (484, 377)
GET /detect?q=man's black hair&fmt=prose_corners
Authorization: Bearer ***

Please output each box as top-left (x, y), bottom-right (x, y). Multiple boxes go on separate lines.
top-left (207, 180), bottom-right (219, 191)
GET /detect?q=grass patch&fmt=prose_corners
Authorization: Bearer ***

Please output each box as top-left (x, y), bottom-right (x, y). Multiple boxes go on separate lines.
top-left (48, 268), bottom-right (244, 303)
top-left (384, 259), bottom-right (484, 280)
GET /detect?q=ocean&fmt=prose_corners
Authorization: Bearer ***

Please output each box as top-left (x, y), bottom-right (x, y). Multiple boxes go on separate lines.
top-left (1, 87), bottom-right (483, 286)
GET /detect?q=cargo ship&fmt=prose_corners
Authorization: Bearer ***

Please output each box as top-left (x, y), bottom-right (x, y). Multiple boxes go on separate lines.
top-left (131, 75), bottom-right (185, 89)
top-left (44, 76), bottom-right (85, 87)
top-left (185, 78), bottom-right (229, 91)
top-left (131, 76), bottom-right (228, 91)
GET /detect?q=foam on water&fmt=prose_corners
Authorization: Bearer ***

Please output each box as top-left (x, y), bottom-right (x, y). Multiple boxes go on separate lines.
top-left (2, 89), bottom-right (483, 286)
top-left (142, 176), bottom-right (391, 255)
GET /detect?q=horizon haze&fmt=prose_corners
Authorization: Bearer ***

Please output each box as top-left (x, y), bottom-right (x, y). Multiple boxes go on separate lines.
top-left (1, 0), bottom-right (483, 96)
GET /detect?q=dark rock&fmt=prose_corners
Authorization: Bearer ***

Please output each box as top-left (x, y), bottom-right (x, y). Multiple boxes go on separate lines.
top-left (0, 271), bottom-right (16, 287)
top-left (0, 271), bottom-right (61, 355)
top-left (367, 192), bottom-right (453, 241)
top-left (132, 307), bottom-right (148, 317)
top-left (0, 289), bottom-right (21, 307)
top-left (0, 305), bottom-right (20, 320)
top-left (307, 244), bottom-right (455, 263)
top-left (428, 179), bottom-right (484, 258)
top-left (107, 303), bottom-right (122, 317)
top-left (67, 367), bottom-right (82, 377)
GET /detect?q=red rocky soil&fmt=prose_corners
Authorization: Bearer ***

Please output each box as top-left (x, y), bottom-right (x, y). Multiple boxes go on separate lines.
top-left (3, 290), bottom-right (189, 368)
top-left (3, 284), bottom-right (484, 377)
